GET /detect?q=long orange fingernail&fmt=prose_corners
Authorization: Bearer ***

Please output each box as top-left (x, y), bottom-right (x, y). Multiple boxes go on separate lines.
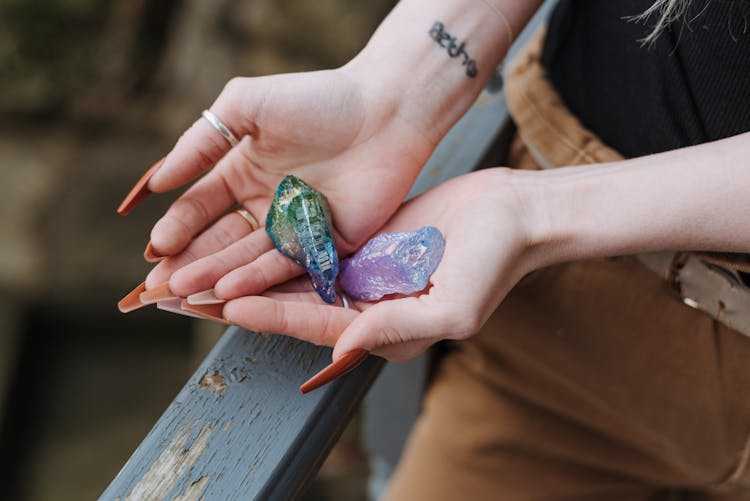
top-left (118, 282), bottom-right (148, 313)
top-left (299, 349), bottom-right (369, 394)
top-left (139, 282), bottom-right (177, 304)
top-left (143, 241), bottom-right (165, 263)
top-left (157, 299), bottom-right (214, 320)
top-left (117, 158), bottom-right (164, 216)
top-left (187, 289), bottom-right (224, 305)
top-left (181, 300), bottom-right (229, 324)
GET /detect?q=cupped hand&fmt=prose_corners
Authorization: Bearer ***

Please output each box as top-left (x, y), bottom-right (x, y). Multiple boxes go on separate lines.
top-left (220, 168), bottom-right (544, 363)
top-left (138, 66), bottom-right (436, 293)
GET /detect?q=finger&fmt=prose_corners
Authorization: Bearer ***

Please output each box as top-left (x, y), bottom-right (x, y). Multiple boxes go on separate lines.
top-left (213, 249), bottom-right (304, 299)
top-left (149, 136), bottom-right (272, 257)
top-left (145, 210), bottom-right (259, 287)
top-left (332, 294), bottom-right (464, 363)
top-left (148, 170), bottom-right (237, 256)
top-left (167, 229), bottom-right (275, 296)
top-left (223, 296), bottom-right (358, 346)
top-left (148, 78), bottom-right (258, 192)
top-left (262, 284), bottom-right (358, 309)
top-left (264, 275), bottom-right (318, 294)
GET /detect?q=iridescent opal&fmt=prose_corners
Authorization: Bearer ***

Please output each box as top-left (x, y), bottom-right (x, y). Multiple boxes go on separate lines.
top-left (339, 226), bottom-right (445, 301)
top-left (266, 175), bottom-right (339, 303)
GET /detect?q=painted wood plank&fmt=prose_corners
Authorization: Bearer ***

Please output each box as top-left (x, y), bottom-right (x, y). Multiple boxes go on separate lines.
top-left (101, 328), bottom-right (383, 501)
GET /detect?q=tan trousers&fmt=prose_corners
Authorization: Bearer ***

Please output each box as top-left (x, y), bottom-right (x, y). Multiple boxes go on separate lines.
top-left (383, 30), bottom-right (750, 501)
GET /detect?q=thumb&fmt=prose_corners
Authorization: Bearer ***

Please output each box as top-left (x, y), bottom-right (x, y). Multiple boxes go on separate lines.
top-left (333, 296), bottom-right (456, 364)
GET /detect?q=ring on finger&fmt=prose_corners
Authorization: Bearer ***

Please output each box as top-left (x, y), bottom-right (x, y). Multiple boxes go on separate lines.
top-left (340, 291), bottom-right (356, 311)
top-left (202, 109), bottom-right (240, 147)
top-left (234, 208), bottom-right (259, 231)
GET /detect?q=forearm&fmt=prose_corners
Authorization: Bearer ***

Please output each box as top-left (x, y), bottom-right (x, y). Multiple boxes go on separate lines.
top-left (515, 132), bottom-right (750, 269)
top-left (342, 0), bottom-right (542, 145)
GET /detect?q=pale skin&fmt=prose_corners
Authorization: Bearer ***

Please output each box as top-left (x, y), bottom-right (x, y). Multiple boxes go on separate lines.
top-left (140, 0), bottom-right (750, 363)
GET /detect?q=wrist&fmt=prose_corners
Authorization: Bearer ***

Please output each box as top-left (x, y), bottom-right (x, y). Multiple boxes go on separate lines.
top-left (341, 0), bottom-right (540, 146)
top-left (503, 166), bottom-right (583, 272)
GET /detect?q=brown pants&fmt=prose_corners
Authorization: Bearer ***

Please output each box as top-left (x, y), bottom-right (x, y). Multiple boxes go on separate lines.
top-left (383, 30), bottom-right (750, 501)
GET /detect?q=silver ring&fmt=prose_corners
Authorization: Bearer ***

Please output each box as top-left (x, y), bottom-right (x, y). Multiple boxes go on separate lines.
top-left (341, 292), bottom-right (351, 310)
top-left (202, 109), bottom-right (239, 147)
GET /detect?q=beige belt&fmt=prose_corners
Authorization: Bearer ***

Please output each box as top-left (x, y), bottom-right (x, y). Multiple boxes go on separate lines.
top-left (504, 27), bottom-right (750, 338)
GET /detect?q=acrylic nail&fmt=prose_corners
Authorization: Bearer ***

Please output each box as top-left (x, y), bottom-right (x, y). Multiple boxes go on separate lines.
top-left (181, 300), bottom-right (229, 324)
top-left (117, 157), bottom-right (165, 216)
top-left (118, 282), bottom-right (148, 313)
top-left (157, 299), bottom-right (213, 320)
top-left (186, 289), bottom-right (225, 305)
top-left (299, 349), bottom-right (369, 394)
top-left (139, 282), bottom-right (178, 304)
top-left (144, 241), bottom-right (165, 263)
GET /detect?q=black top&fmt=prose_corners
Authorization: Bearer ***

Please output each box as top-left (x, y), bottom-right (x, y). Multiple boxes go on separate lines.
top-left (541, 0), bottom-right (750, 158)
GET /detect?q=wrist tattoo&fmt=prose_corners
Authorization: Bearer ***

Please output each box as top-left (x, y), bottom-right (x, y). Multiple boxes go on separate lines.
top-left (428, 21), bottom-right (478, 78)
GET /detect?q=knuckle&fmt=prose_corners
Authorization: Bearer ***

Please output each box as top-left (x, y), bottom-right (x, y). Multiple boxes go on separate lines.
top-left (155, 213), bottom-right (191, 249)
top-left (272, 301), bottom-right (289, 333)
top-left (248, 265), bottom-right (271, 292)
top-left (181, 121), bottom-right (225, 170)
top-left (222, 77), bottom-right (245, 96)
top-left (212, 220), bottom-right (238, 250)
top-left (378, 324), bottom-right (406, 347)
top-left (174, 195), bottom-right (211, 228)
top-left (317, 310), bottom-right (336, 346)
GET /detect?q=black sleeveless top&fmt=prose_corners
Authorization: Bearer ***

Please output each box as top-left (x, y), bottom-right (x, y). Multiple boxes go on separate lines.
top-left (541, 0), bottom-right (750, 158)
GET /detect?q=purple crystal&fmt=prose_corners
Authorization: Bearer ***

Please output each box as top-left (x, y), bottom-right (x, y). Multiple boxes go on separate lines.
top-left (339, 226), bottom-right (445, 301)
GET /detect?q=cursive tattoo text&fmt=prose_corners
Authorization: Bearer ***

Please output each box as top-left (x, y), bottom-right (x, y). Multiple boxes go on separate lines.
top-left (428, 21), bottom-right (478, 78)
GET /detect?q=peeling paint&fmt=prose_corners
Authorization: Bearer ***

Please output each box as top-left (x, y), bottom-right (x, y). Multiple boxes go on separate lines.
top-left (171, 475), bottom-right (210, 501)
top-left (123, 422), bottom-right (212, 501)
top-left (199, 370), bottom-right (227, 395)
top-left (475, 91), bottom-right (492, 107)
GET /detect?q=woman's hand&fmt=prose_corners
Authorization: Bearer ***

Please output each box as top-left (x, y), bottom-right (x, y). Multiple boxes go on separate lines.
top-left (137, 66), bottom-right (436, 293)
top-left (219, 168), bottom-right (542, 363)
top-left (117, 0), bottom-right (542, 299)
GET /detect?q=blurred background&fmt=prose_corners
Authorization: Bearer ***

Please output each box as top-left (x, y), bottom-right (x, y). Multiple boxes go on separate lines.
top-left (0, 0), bottom-right (396, 499)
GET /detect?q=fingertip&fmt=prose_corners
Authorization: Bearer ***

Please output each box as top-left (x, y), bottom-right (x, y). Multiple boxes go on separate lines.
top-left (221, 297), bottom-right (242, 324)
top-left (145, 157), bottom-right (169, 192)
top-left (147, 118), bottom-right (230, 193)
top-left (149, 217), bottom-right (188, 257)
top-left (167, 269), bottom-right (191, 297)
top-left (168, 265), bottom-right (211, 298)
top-left (212, 274), bottom-right (239, 300)
top-left (332, 318), bottom-right (372, 361)
top-left (144, 240), bottom-right (166, 263)
top-left (144, 262), bottom-right (168, 289)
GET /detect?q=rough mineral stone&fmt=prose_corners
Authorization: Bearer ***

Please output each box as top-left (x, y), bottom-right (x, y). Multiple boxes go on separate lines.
top-left (340, 226), bottom-right (445, 301)
top-left (266, 175), bottom-right (339, 303)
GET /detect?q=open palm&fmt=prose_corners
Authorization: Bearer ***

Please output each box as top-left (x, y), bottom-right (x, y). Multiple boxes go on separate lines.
top-left (218, 169), bottom-right (536, 363)
top-left (143, 68), bottom-right (436, 295)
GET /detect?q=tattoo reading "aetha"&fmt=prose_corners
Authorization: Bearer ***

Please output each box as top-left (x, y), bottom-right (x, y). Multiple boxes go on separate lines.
top-left (428, 21), bottom-right (477, 78)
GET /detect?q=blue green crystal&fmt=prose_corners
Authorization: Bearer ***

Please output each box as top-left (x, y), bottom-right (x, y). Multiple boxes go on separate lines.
top-left (266, 175), bottom-right (339, 303)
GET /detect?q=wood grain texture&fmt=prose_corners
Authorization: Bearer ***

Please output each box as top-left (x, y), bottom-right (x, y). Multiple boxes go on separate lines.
top-left (101, 327), bottom-right (383, 501)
